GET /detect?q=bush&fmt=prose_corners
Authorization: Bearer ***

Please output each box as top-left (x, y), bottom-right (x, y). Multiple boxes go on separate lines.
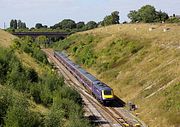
top-left (44, 108), bottom-right (64, 127)
top-left (67, 118), bottom-right (92, 127)
top-left (0, 88), bottom-right (42, 127)
top-left (4, 96), bottom-right (41, 127)
top-left (0, 89), bottom-right (12, 125)
top-left (13, 38), bottom-right (48, 64)
top-left (56, 86), bottom-right (82, 105)
top-left (54, 98), bottom-right (83, 119)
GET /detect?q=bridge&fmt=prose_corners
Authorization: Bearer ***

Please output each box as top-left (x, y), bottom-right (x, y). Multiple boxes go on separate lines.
top-left (12, 32), bottom-right (70, 40)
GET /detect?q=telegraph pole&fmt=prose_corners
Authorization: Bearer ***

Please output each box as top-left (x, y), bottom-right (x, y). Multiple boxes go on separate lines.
top-left (3, 22), bottom-right (6, 29)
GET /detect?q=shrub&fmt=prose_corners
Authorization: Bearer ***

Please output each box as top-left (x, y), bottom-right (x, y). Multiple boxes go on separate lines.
top-left (4, 96), bottom-right (41, 127)
top-left (0, 88), bottom-right (42, 127)
top-left (67, 118), bottom-right (92, 127)
top-left (44, 108), bottom-right (64, 127)
top-left (13, 38), bottom-right (48, 64)
top-left (56, 86), bottom-right (82, 105)
top-left (0, 89), bottom-right (13, 125)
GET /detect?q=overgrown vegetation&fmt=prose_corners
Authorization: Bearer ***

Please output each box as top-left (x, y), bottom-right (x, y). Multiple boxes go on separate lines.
top-left (161, 83), bottom-right (180, 126)
top-left (0, 36), bottom-right (92, 126)
top-left (53, 34), bottom-right (144, 73)
top-left (13, 37), bottom-right (48, 64)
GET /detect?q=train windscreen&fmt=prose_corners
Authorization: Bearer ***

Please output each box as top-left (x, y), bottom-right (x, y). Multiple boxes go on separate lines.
top-left (104, 90), bottom-right (112, 95)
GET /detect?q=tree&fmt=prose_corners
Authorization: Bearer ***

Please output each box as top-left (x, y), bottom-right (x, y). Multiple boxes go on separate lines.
top-left (156, 10), bottom-right (169, 22)
top-left (14, 20), bottom-right (17, 29)
top-left (76, 22), bottom-right (85, 29)
top-left (111, 11), bottom-right (120, 24)
top-left (10, 20), bottom-right (14, 29)
top-left (21, 23), bottom-right (26, 29)
top-left (85, 21), bottom-right (97, 30)
top-left (18, 20), bottom-right (22, 29)
top-left (59, 19), bottom-right (76, 29)
top-left (103, 15), bottom-right (113, 26)
top-left (128, 5), bottom-right (169, 23)
top-left (102, 11), bottom-right (120, 26)
top-left (128, 10), bottom-right (140, 23)
top-left (138, 5), bottom-right (156, 23)
top-left (10, 19), bottom-right (17, 29)
top-left (35, 23), bottom-right (43, 29)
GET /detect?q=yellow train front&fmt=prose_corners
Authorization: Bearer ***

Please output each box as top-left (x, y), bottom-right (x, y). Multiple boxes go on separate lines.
top-left (92, 81), bottom-right (114, 104)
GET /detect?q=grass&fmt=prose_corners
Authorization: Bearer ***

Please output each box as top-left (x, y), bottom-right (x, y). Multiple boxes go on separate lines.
top-left (0, 29), bottom-right (16, 47)
top-left (53, 23), bottom-right (180, 127)
top-left (15, 51), bottom-right (51, 76)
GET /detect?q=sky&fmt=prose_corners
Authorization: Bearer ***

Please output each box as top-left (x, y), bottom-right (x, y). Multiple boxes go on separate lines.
top-left (0, 0), bottom-right (180, 28)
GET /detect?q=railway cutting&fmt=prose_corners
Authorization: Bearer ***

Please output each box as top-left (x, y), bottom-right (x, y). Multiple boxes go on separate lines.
top-left (43, 48), bottom-right (147, 127)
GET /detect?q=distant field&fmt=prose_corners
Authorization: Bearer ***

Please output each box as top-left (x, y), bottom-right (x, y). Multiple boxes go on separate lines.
top-left (53, 23), bottom-right (180, 127)
top-left (0, 29), bottom-right (16, 47)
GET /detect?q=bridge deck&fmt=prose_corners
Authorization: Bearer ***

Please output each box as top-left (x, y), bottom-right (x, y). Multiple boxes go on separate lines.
top-left (12, 32), bottom-right (70, 38)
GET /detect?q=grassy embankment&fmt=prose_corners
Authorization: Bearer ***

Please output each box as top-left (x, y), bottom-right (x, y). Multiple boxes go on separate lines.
top-left (53, 23), bottom-right (180, 127)
top-left (0, 29), bottom-right (49, 115)
top-left (0, 29), bottom-right (92, 127)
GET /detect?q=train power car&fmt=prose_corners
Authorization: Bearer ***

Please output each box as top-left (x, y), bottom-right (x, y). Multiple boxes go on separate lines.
top-left (54, 51), bottom-right (114, 104)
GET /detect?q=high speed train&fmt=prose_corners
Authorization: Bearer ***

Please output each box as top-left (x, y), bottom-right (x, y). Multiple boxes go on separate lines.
top-left (54, 51), bottom-right (114, 104)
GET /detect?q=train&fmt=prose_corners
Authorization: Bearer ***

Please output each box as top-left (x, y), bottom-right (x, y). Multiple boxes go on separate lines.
top-left (54, 51), bottom-right (114, 104)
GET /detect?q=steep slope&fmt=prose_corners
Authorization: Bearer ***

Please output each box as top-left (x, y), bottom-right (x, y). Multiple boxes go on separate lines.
top-left (0, 30), bottom-right (92, 127)
top-left (0, 29), bottom-right (16, 47)
top-left (53, 23), bottom-right (180, 127)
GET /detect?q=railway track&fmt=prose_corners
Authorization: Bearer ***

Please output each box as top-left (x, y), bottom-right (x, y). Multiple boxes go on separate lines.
top-left (43, 49), bottom-right (146, 127)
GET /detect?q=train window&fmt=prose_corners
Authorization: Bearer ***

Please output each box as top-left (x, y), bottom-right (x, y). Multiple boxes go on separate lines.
top-left (104, 90), bottom-right (111, 95)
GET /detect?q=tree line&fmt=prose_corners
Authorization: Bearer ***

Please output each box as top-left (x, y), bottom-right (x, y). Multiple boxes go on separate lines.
top-left (10, 19), bottom-right (27, 29)
top-left (8, 5), bottom-right (180, 32)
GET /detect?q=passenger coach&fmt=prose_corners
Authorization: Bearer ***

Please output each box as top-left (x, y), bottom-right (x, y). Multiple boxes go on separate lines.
top-left (54, 51), bottom-right (114, 104)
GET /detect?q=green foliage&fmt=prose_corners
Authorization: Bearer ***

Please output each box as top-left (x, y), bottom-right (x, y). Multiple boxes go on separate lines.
top-left (35, 23), bottom-right (43, 29)
top-left (102, 11), bottom-right (120, 26)
top-left (35, 36), bottom-right (48, 46)
top-left (96, 39), bottom-right (143, 73)
top-left (13, 38), bottom-right (48, 64)
top-left (10, 19), bottom-right (26, 29)
top-left (17, 20), bottom-right (27, 29)
top-left (85, 21), bottom-right (98, 30)
top-left (4, 97), bottom-right (39, 127)
top-left (67, 118), bottom-right (92, 127)
top-left (60, 19), bottom-right (76, 29)
top-left (0, 88), bottom-right (42, 127)
top-left (0, 89), bottom-right (12, 125)
top-left (53, 38), bottom-right (75, 51)
top-left (161, 83), bottom-right (180, 126)
top-left (167, 17), bottom-right (180, 23)
top-left (76, 21), bottom-right (85, 29)
top-left (128, 5), bottom-right (169, 23)
top-left (10, 19), bottom-right (17, 29)
top-left (138, 5), bottom-right (157, 23)
top-left (75, 44), bottom-right (96, 67)
top-left (0, 48), bottom-right (11, 84)
top-left (56, 86), bottom-right (82, 105)
top-left (128, 10), bottom-right (140, 23)
top-left (45, 107), bottom-right (64, 127)
top-left (0, 46), bottom-right (91, 126)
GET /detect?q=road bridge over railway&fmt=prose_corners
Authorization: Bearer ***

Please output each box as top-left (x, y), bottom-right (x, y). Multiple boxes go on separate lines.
top-left (12, 32), bottom-right (70, 40)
